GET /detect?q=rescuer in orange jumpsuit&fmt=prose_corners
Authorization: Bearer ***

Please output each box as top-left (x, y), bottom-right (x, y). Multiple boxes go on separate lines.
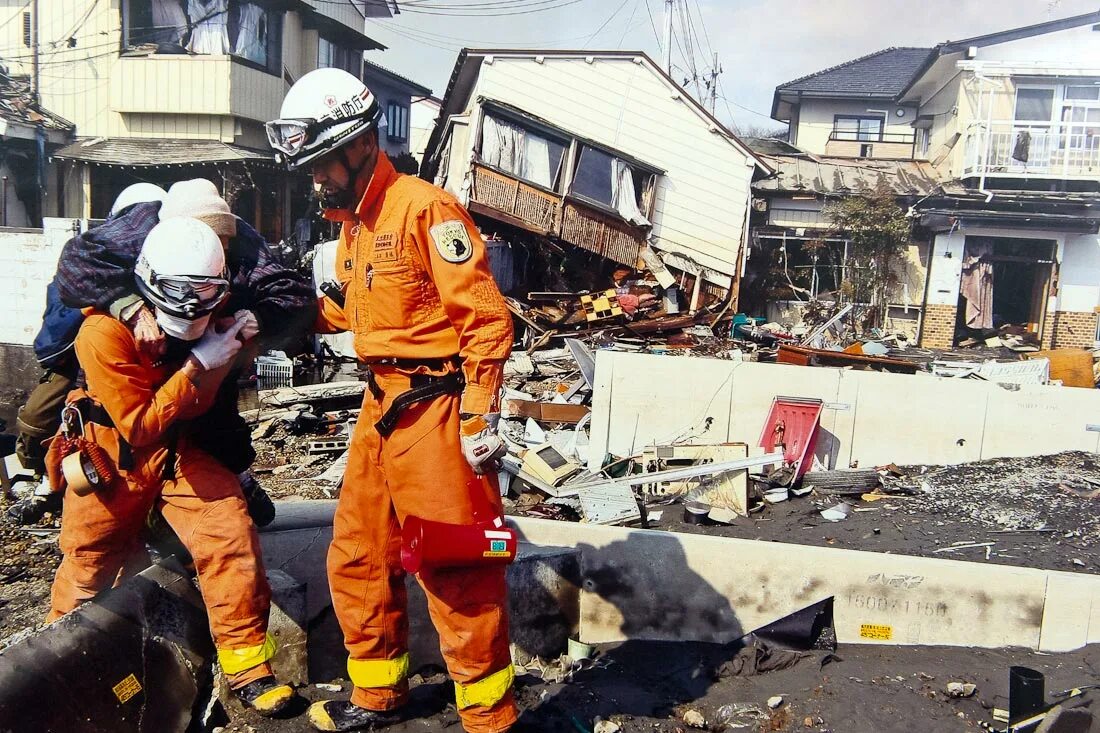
top-left (46, 217), bottom-right (294, 716)
top-left (267, 69), bottom-right (517, 733)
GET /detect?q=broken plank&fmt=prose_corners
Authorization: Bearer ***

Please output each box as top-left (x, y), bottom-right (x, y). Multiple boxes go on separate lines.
top-left (503, 399), bottom-right (591, 424)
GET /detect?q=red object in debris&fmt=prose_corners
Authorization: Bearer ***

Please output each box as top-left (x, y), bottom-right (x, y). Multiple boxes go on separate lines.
top-left (400, 476), bottom-right (518, 574)
top-left (758, 397), bottom-right (824, 479)
top-left (618, 294), bottom-right (641, 314)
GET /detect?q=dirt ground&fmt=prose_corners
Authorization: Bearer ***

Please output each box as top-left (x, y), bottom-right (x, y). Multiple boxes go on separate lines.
top-left (0, 523), bottom-right (59, 640)
top-left (219, 641), bottom-right (1100, 733)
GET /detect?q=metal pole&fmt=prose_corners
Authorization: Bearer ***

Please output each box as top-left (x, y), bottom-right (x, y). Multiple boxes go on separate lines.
top-left (663, 0), bottom-right (673, 74)
top-left (30, 0), bottom-right (39, 105)
top-left (710, 52), bottom-right (719, 113)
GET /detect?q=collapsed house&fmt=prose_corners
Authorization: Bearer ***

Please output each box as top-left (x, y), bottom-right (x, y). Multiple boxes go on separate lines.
top-left (757, 11), bottom-right (1100, 351)
top-left (420, 49), bottom-right (772, 316)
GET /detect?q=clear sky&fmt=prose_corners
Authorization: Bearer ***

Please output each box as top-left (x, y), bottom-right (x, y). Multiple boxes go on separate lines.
top-left (363, 0), bottom-right (1100, 134)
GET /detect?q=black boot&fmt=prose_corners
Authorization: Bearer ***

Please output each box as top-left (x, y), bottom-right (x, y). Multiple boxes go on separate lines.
top-left (240, 471), bottom-right (276, 528)
top-left (5, 491), bottom-right (62, 525)
top-left (307, 700), bottom-right (403, 731)
top-left (232, 675), bottom-right (295, 716)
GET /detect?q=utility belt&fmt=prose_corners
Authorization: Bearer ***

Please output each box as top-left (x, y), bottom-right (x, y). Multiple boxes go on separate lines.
top-left (67, 396), bottom-right (179, 481)
top-left (362, 356), bottom-right (464, 438)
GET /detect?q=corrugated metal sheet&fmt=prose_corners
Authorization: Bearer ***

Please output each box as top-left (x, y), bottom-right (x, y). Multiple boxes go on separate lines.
top-left (53, 138), bottom-right (273, 167)
top-left (754, 154), bottom-right (943, 196)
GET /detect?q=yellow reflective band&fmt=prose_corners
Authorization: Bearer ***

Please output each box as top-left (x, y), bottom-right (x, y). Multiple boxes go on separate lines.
top-left (217, 634), bottom-right (277, 675)
top-left (454, 664), bottom-right (515, 710)
top-left (347, 653), bottom-right (409, 689)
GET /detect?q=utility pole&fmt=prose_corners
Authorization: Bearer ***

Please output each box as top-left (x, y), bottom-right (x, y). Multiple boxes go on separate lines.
top-left (663, 0), bottom-right (673, 74)
top-left (709, 52), bottom-right (720, 113)
top-left (30, 0), bottom-right (39, 105)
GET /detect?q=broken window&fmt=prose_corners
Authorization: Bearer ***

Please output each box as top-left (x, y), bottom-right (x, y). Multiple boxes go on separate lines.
top-left (123, 1), bottom-right (283, 75)
top-left (832, 115), bottom-right (884, 142)
top-left (479, 113), bottom-right (567, 191)
top-left (570, 145), bottom-right (652, 226)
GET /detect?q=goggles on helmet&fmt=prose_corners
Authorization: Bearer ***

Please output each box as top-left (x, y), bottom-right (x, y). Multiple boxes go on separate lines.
top-left (136, 268), bottom-right (230, 320)
top-left (265, 107), bottom-right (380, 160)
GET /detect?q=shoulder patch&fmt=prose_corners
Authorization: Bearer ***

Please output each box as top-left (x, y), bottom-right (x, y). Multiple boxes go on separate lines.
top-left (429, 220), bottom-right (473, 264)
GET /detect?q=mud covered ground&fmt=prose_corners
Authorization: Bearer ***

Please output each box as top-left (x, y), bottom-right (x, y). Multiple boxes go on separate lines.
top-left (220, 642), bottom-right (1100, 733)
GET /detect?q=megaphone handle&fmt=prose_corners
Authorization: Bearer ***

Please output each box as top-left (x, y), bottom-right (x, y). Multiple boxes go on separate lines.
top-left (468, 473), bottom-right (503, 525)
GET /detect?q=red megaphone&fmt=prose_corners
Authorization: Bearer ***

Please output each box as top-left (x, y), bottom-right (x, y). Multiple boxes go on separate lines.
top-left (400, 475), bottom-right (518, 574)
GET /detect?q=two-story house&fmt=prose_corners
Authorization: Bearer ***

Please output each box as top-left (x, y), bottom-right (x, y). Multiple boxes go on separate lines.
top-left (422, 49), bottom-right (770, 307)
top-left (764, 12), bottom-right (1100, 351)
top-left (0, 0), bottom-right (393, 241)
top-left (361, 58), bottom-right (431, 165)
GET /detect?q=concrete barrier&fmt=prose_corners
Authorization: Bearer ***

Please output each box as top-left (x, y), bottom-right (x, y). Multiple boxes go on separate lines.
top-left (260, 503), bottom-right (1100, 655)
top-left (588, 352), bottom-right (1100, 471)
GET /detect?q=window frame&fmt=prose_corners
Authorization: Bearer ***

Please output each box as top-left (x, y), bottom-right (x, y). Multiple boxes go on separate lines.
top-left (474, 100), bottom-right (661, 227)
top-left (831, 114), bottom-right (886, 142)
top-left (386, 102), bottom-right (410, 143)
top-left (475, 107), bottom-right (571, 194)
top-left (121, 0), bottom-right (284, 77)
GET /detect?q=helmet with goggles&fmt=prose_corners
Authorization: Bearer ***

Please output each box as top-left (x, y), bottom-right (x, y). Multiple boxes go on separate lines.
top-left (266, 68), bottom-right (383, 170)
top-left (135, 218), bottom-right (230, 341)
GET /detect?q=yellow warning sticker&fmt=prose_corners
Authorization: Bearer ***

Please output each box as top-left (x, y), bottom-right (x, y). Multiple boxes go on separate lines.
top-left (113, 673), bottom-right (142, 704)
top-left (859, 623), bottom-right (893, 641)
top-left (482, 551), bottom-right (512, 558)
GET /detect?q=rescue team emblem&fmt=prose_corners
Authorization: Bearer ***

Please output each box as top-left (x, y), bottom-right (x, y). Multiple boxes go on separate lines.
top-left (429, 221), bottom-right (473, 263)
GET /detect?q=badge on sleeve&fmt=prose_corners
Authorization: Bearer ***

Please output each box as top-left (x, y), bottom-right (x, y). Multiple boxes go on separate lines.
top-left (429, 220), bottom-right (473, 264)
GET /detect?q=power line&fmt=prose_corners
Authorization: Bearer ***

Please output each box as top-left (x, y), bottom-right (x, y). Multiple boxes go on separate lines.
top-left (582, 0), bottom-right (630, 49)
top-left (616, 0), bottom-right (641, 48)
top-left (642, 0), bottom-right (661, 50)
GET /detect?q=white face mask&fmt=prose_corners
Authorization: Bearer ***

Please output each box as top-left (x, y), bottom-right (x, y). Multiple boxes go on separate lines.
top-left (155, 309), bottom-right (210, 342)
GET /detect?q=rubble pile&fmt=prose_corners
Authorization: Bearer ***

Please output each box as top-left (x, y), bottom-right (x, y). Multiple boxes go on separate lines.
top-left (895, 452), bottom-right (1100, 541)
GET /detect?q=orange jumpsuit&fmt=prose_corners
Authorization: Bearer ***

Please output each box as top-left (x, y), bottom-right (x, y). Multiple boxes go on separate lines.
top-left (47, 314), bottom-right (277, 684)
top-left (317, 152), bottom-right (516, 733)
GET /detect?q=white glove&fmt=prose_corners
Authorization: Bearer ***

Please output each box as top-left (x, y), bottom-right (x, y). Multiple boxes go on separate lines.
top-left (190, 316), bottom-right (247, 370)
top-left (234, 309), bottom-right (260, 341)
top-left (460, 413), bottom-right (506, 475)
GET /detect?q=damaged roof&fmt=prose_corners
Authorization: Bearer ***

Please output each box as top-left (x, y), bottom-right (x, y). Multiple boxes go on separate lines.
top-left (753, 153), bottom-right (943, 197)
top-left (0, 71), bottom-right (73, 134)
top-left (53, 137), bottom-right (274, 167)
top-left (422, 48), bottom-right (773, 180)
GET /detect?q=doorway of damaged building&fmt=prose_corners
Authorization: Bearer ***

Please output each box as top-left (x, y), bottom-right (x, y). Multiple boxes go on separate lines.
top-left (954, 235), bottom-right (1056, 346)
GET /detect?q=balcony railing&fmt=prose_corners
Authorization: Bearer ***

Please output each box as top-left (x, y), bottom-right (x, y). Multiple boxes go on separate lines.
top-left (828, 131), bottom-right (916, 144)
top-left (963, 122), bottom-right (1100, 178)
top-left (469, 163), bottom-right (648, 266)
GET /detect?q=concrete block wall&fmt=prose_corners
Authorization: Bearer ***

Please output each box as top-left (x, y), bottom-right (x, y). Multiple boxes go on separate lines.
top-left (920, 303), bottom-right (957, 348)
top-left (1050, 310), bottom-right (1098, 349)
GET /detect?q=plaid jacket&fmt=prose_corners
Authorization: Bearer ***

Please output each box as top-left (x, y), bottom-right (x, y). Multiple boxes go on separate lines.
top-left (55, 201), bottom-right (316, 349)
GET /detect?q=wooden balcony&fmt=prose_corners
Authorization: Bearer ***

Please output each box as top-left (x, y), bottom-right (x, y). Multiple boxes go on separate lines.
top-left (469, 163), bottom-right (648, 266)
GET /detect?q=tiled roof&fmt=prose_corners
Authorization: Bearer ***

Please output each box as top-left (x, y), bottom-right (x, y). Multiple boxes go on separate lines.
top-left (0, 72), bottom-right (72, 132)
top-left (776, 47), bottom-right (934, 97)
top-left (53, 138), bottom-right (274, 167)
top-left (753, 153), bottom-right (943, 197)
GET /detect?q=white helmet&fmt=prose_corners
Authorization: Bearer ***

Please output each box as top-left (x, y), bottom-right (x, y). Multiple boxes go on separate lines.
top-left (110, 182), bottom-right (167, 218)
top-left (134, 218), bottom-right (230, 341)
top-left (266, 68), bottom-right (382, 170)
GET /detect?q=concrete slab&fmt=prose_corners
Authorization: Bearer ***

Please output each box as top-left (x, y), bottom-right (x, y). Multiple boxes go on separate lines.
top-left (267, 569), bottom-right (308, 686)
top-left (510, 517), bottom-right (1100, 652)
top-left (590, 350), bottom-right (735, 472)
top-left (848, 372), bottom-right (985, 466)
top-left (589, 353), bottom-right (1100, 470)
top-left (981, 384), bottom-right (1100, 459)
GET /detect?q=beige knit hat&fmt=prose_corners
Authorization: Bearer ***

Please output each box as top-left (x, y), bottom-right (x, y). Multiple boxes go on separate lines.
top-left (159, 179), bottom-right (237, 238)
